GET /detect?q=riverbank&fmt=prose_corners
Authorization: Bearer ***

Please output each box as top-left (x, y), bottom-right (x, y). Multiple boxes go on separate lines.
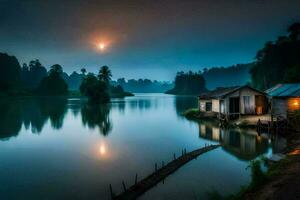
top-left (182, 108), bottom-right (273, 129)
top-left (231, 133), bottom-right (300, 200)
top-left (242, 151), bottom-right (300, 200)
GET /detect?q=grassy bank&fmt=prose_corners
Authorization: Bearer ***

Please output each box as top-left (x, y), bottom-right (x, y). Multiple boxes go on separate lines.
top-left (182, 108), bottom-right (265, 129)
top-left (182, 108), bottom-right (218, 121)
top-left (205, 155), bottom-right (299, 200)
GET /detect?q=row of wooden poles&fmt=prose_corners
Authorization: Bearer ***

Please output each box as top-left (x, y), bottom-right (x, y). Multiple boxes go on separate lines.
top-left (109, 143), bottom-right (214, 199)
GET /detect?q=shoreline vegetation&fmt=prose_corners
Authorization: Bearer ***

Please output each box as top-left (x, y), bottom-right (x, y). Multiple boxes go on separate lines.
top-left (0, 53), bottom-right (133, 101)
top-left (182, 108), bottom-right (259, 129)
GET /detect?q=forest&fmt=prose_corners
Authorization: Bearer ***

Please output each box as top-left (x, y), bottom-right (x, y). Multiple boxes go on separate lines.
top-left (0, 53), bottom-right (131, 102)
top-left (166, 71), bottom-right (207, 95)
top-left (202, 63), bottom-right (252, 89)
top-left (250, 22), bottom-right (300, 90)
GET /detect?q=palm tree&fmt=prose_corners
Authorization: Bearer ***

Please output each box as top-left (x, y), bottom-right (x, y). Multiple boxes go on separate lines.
top-left (98, 65), bottom-right (112, 84)
top-left (81, 68), bottom-right (87, 75)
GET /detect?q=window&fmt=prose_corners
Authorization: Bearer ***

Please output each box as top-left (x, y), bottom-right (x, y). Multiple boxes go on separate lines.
top-left (206, 102), bottom-right (212, 111)
top-left (243, 96), bottom-right (251, 114)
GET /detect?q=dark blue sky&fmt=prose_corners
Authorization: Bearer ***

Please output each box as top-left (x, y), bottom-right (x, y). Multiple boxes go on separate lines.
top-left (1, 0), bottom-right (300, 81)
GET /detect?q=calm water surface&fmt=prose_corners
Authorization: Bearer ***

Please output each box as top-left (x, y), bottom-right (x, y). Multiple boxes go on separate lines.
top-left (0, 94), bottom-right (286, 200)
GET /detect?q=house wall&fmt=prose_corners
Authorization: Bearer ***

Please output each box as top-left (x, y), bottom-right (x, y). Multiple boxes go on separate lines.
top-left (287, 98), bottom-right (300, 112)
top-left (272, 97), bottom-right (300, 118)
top-left (224, 87), bottom-right (264, 114)
top-left (272, 98), bottom-right (288, 118)
top-left (198, 99), bottom-right (211, 112)
top-left (212, 99), bottom-right (220, 112)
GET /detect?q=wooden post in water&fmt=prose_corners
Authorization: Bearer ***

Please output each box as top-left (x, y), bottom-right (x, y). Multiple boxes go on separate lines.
top-left (173, 153), bottom-right (176, 160)
top-left (122, 181), bottom-right (126, 192)
top-left (135, 173), bottom-right (138, 185)
top-left (109, 184), bottom-right (114, 199)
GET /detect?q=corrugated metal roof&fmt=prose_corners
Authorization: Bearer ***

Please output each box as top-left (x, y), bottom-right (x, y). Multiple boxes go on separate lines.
top-left (266, 83), bottom-right (300, 97)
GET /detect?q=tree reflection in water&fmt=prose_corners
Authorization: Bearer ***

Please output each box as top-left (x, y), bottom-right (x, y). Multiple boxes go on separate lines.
top-left (81, 103), bottom-right (112, 136)
top-left (0, 99), bottom-right (22, 140)
top-left (0, 98), bottom-right (68, 140)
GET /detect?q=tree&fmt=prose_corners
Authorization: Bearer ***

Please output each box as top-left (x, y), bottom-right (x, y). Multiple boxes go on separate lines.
top-left (80, 73), bottom-right (109, 103)
top-left (49, 64), bottom-right (63, 75)
top-left (250, 22), bottom-right (300, 90)
top-left (0, 53), bottom-right (21, 93)
top-left (98, 65), bottom-right (112, 84)
top-left (21, 59), bottom-right (47, 89)
top-left (284, 64), bottom-right (300, 83)
top-left (81, 68), bottom-right (87, 75)
top-left (37, 64), bottom-right (68, 95)
top-left (166, 71), bottom-right (207, 95)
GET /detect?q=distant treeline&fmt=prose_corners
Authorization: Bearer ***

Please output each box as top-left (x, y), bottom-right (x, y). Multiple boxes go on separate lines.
top-left (111, 78), bottom-right (173, 93)
top-left (166, 64), bottom-right (251, 95)
top-left (20, 59), bottom-right (85, 91)
top-left (0, 53), bottom-right (132, 101)
top-left (166, 71), bottom-right (207, 95)
top-left (202, 63), bottom-right (252, 90)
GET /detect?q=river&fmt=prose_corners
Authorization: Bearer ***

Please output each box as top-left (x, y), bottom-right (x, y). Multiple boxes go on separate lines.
top-left (0, 94), bottom-right (286, 199)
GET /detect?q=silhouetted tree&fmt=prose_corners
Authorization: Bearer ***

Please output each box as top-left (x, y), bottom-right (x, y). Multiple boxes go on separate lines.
top-left (21, 59), bottom-right (47, 89)
top-left (98, 65), bottom-right (112, 84)
top-left (0, 53), bottom-right (21, 93)
top-left (80, 73), bottom-right (109, 103)
top-left (81, 68), bottom-right (87, 75)
top-left (37, 64), bottom-right (68, 95)
top-left (250, 22), bottom-right (300, 90)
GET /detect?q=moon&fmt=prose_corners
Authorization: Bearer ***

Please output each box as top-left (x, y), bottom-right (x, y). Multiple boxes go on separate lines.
top-left (98, 43), bottom-right (105, 51)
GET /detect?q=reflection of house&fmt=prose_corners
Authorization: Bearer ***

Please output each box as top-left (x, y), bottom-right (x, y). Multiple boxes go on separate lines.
top-left (198, 122), bottom-right (268, 160)
top-left (198, 85), bottom-right (267, 118)
top-left (266, 83), bottom-right (300, 118)
top-left (199, 124), bottom-right (222, 142)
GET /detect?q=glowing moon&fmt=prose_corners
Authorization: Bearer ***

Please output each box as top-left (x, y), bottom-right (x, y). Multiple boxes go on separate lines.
top-left (98, 43), bottom-right (105, 51)
top-left (99, 144), bottom-right (106, 155)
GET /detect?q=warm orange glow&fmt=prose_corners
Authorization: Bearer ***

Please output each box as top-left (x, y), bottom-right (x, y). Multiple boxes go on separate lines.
top-left (256, 106), bottom-right (263, 115)
top-left (98, 43), bottom-right (105, 50)
top-left (99, 143), bottom-right (106, 155)
top-left (288, 98), bottom-right (300, 111)
top-left (256, 135), bottom-right (262, 142)
top-left (288, 149), bottom-right (300, 155)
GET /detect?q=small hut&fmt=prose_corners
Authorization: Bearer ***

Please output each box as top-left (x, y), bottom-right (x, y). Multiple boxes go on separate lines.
top-left (266, 83), bottom-right (300, 118)
top-left (198, 85), bottom-right (267, 118)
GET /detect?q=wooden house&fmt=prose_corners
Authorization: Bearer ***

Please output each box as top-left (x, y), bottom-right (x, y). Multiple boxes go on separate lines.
top-left (266, 83), bottom-right (300, 118)
top-left (198, 85), bottom-right (267, 118)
